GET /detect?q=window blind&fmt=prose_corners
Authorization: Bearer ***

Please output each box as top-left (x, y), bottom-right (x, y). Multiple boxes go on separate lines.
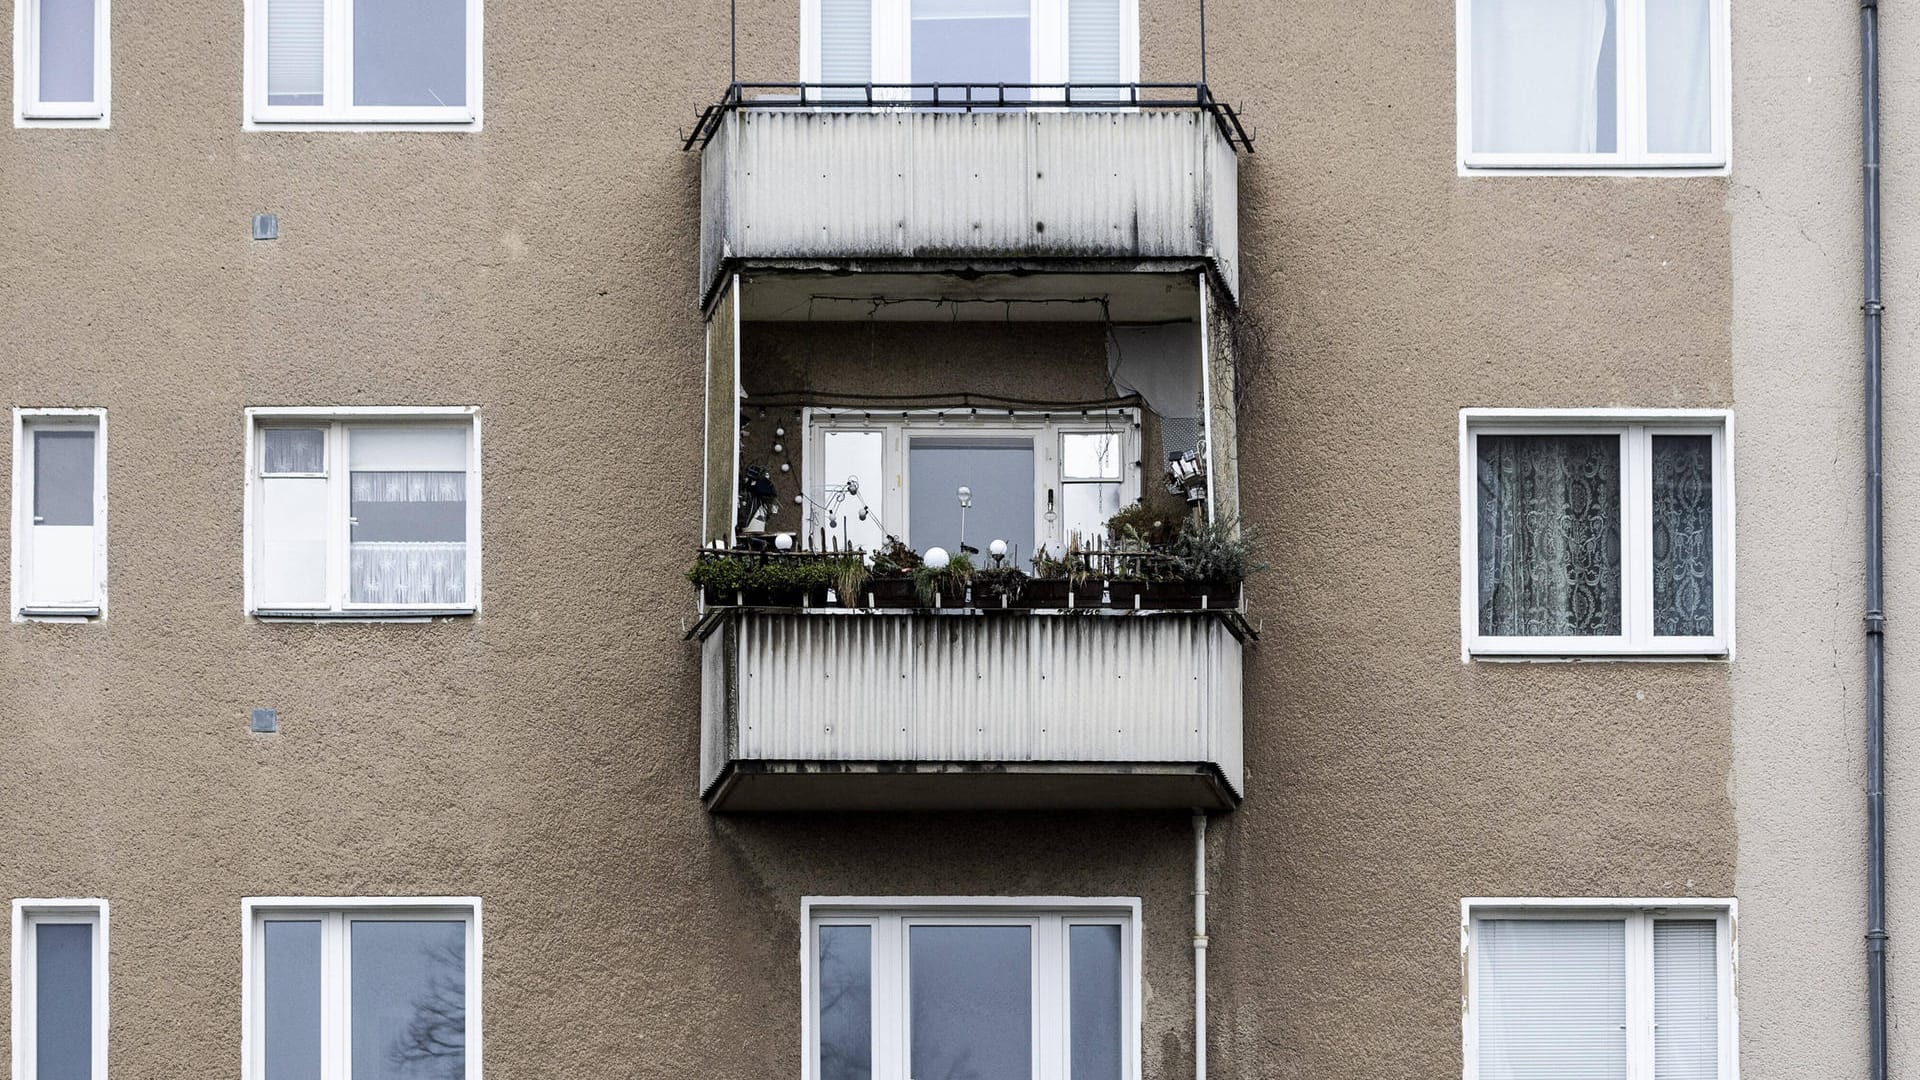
top-left (1653, 921), bottom-right (1719, 1080)
top-left (266, 0), bottom-right (325, 104)
top-left (1068, 0), bottom-right (1122, 87)
top-left (819, 0), bottom-right (872, 89)
top-left (1477, 919), bottom-right (1628, 1080)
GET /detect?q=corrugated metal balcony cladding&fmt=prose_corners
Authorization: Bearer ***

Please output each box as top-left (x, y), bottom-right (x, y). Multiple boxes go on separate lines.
top-left (698, 612), bottom-right (1244, 805)
top-left (699, 109), bottom-right (1240, 303)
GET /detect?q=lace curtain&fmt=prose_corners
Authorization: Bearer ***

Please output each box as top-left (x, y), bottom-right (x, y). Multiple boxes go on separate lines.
top-left (350, 470), bottom-right (467, 605)
top-left (1478, 435), bottom-right (1622, 636)
top-left (1651, 436), bottom-right (1714, 635)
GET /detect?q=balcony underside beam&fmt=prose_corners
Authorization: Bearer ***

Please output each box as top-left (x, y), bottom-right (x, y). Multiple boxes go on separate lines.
top-left (704, 760), bottom-right (1239, 812)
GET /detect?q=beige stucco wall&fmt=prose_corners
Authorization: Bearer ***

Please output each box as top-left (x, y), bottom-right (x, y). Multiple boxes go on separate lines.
top-left (0, 0), bottom-right (1738, 1078)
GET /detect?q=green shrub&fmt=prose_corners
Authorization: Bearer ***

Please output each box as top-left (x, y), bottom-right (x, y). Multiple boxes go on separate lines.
top-left (912, 552), bottom-right (974, 606)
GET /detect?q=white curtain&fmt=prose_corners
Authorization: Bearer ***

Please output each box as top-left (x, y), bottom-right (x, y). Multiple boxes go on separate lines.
top-left (351, 542), bottom-right (467, 605)
top-left (1646, 0), bottom-right (1713, 153)
top-left (1477, 919), bottom-right (1627, 1080)
top-left (1472, 0), bottom-right (1611, 154)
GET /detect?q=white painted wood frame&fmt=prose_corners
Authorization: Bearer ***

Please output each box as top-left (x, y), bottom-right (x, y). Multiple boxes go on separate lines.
top-left (242, 0), bottom-right (482, 129)
top-left (11, 899), bottom-right (109, 1080)
top-left (1458, 408), bottom-right (1734, 660)
top-left (10, 408), bottom-right (107, 621)
top-left (801, 897), bottom-right (1142, 1080)
top-left (12, 0), bottom-right (109, 127)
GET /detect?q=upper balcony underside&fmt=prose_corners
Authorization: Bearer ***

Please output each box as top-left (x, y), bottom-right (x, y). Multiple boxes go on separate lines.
top-left (697, 97), bottom-right (1243, 310)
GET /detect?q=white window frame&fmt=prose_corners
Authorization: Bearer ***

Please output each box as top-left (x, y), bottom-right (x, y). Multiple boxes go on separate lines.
top-left (10, 408), bottom-right (107, 621)
top-left (12, 0), bottom-right (109, 127)
top-left (801, 897), bottom-right (1141, 1080)
top-left (11, 899), bottom-right (109, 1080)
top-left (242, 406), bottom-right (481, 617)
top-left (1460, 898), bottom-right (1737, 1080)
top-left (1454, 0), bottom-right (1730, 175)
top-left (800, 0), bottom-right (1141, 93)
top-left (240, 897), bottom-right (482, 1080)
top-left (804, 408), bottom-right (1141, 556)
top-left (1459, 408), bottom-right (1733, 660)
top-left (242, 0), bottom-right (483, 130)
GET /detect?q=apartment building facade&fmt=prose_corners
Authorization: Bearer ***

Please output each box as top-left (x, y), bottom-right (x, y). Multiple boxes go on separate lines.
top-left (0, 0), bottom-right (1887, 1078)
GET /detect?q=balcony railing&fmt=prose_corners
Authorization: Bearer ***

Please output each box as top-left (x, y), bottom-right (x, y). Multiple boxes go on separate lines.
top-left (695, 606), bottom-right (1247, 812)
top-left (682, 82), bottom-right (1256, 151)
top-left (691, 82), bottom-right (1247, 308)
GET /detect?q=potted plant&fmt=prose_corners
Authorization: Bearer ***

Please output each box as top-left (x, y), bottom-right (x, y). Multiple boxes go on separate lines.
top-left (1158, 515), bottom-right (1262, 608)
top-left (862, 537), bottom-right (922, 608)
top-left (912, 551), bottom-right (974, 607)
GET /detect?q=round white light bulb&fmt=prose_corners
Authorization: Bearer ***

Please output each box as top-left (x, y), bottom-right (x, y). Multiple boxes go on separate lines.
top-left (989, 539), bottom-right (1008, 557)
top-left (774, 533), bottom-right (793, 551)
top-left (924, 547), bottom-right (951, 570)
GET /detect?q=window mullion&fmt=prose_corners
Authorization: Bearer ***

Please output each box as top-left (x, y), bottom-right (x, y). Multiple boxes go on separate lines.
top-left (1618, 0), bottom-right (1649, 161)
top-left (327, 0), bottom-right (351, 117)
top-left (1037, 917), bottom-right (1064, 1080)
top-left (882, 915), bottom-right (907, 1080)
top-left (330, 424), bottom-right (348, 611)
top-left (1622, 427), bottom-right (1652, 646)
top-left (1625, 912), bottom-right (1654, 1080)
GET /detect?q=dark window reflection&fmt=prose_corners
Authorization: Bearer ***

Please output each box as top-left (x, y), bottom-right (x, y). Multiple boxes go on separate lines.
top-left (819, 926), bottom-right (873, 1080)
top-left (910, 925), bottom-right (1033, 1080)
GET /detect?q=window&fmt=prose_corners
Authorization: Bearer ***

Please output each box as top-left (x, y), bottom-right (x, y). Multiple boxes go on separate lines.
top-left (1462, 901), bottom-right (1735, 1080)
top-left (245, 410), bottom-right (479, 616)
top-left (1460, 410), bottom-right (1731, 657)
top-left (11, 410), bottom-right (106, 619)
top-left (805, 898), bottom-right (1137, 1080)
top-left (10, 900), bottom-right (108, 1080)
top-left (807, 410), bottom-right (1139, 560)
top-left (1456, 0), bottom-right (1728, 171)
top-left (243, 899), bottom-right (480, 1080)
top-left (245, 0), bottom-right (481, 127)
top-left (804, 0), bottom-right (1138, 99)
top-left (12, 0), bottom-right (108, 126)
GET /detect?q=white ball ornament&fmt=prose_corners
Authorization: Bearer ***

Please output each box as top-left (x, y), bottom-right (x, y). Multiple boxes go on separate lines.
top-left (774, 533), bottom-right (793, 551)
top-left (923, 547), bottom-right (951, 570)
top-left (989, 539), bottom-right (1008, 558)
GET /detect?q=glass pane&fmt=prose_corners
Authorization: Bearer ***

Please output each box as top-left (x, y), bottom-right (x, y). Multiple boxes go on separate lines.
top-left (33, 429), bottom-right (95, 527)
top-left (1646, 0), bottom-right (1713, 154)
top-left (349, 428), bottom-right (468, 605)
top-left (1653, 921), bottom-right (1720, 1080)
top-left (353, 0), bottom-right (467, 107)
top-left (909, 925), bottom-right (1032, 1080)
top-left (1477, 434), bottom-right (1622, 637)
top-left (909, 437), bottom-right (1034, 564)
top-left (1062, 483), bottom-right (1122, 547)
top-left (819, 0), bottom-right (872, 100)
top-left (266, 0), bottom-right (325, 106)
top-left (1069, 925), bottom-right (1122, 1080)
top-left (349, 920), bottom-right (467, 1080)
top-left (911, 0), bottom-right (1030, 104)
top-left (263, 921), bottom-right (323, 1080)
top-left (1063, 432), bottom-right (1121, 480)
top-left (1067, 0), bottom-right (1122, 88)
top-left (36, 0), bottom-right (95, 103)
top-left (1477, 919), bottom-right (1626, 1080)
top-left (264, 429), bottom-right (326, 474)
top-left (1652, 435), bottom-right (1714, 636)
top-left (821, 431), bottom-right (887, 553)
top-left (1471, 0), bottom-right (1616, 154)
top-left (818, 926), bottom-right (873, 1080)
top-left (34, 922), bottom-right (91, 1080)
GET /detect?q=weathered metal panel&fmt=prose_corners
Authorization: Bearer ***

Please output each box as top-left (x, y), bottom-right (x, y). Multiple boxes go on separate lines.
top-left (717, 612), bottom-right (1244, 797)
top-left (699, 625), bottom-right (734, 795)
top-left (698, 110), bottom-right (1240, 304)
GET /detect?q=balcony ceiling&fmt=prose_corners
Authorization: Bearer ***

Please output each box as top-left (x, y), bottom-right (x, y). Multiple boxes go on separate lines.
top-left (738, 269), bottom-right (1205, 323)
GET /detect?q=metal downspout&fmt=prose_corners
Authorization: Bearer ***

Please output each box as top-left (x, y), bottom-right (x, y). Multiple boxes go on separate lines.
top-left (1862, 2), bottom-right (1889, 1077)
top-left (1193, 812), bottom-right (1209, 1080)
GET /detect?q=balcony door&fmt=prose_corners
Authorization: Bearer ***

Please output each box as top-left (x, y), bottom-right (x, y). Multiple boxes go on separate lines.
top-left (804, 0), bottom-right (1139, 99)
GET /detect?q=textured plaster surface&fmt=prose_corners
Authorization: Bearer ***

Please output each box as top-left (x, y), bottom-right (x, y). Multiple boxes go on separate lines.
top-left (1728, 2), bottom-right (1920, 1075)
top-left (0, 1), bottom-right (1733, 1078)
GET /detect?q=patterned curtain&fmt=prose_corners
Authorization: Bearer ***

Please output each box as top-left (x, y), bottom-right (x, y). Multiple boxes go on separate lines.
top-left (1651, 436), bottom-right (1715, 635)
top-left (350, 470), bottom-right (468, 605)
top-left (1478, 434), bottom-right (1622, 636)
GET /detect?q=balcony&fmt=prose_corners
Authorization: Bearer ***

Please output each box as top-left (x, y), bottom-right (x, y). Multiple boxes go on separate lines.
top-left (696, 605), bottom-right (1247, 812)
top-left (688, 84), bottom-right (1250, 311)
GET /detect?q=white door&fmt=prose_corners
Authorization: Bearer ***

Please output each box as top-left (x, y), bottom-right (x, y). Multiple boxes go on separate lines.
top-left (24, 424), bottom-right (99, 608)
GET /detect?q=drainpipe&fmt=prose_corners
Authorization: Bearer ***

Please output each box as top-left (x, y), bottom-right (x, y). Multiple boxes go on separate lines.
top-left (1193, 811), bottom-right (1209, 1080)
top-left (1860, 2), bottom-right (1889, 1077)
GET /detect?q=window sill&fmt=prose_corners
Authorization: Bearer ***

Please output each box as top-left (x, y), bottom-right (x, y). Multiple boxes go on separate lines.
top-left (17, 606), bottom-right (102, 621)
top-left (243, 119), bottom-right (482, 134)
top-left (1458, 161), bottom-right (1729, 179)
top-left (1468, 649), bottom-right (1729, 664)
top-left (252, 608), bottom-right (476, 622)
